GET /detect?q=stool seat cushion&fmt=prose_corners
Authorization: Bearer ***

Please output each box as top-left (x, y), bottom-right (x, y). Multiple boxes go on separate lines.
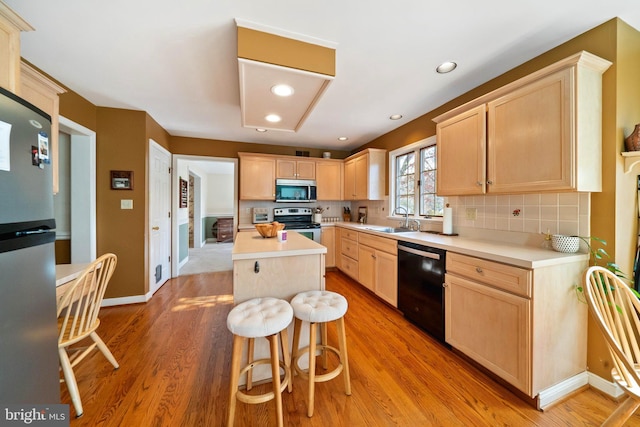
top-left (227, 297), bottom-right (293, 338)
top-left (291, 291), bottom-right (348, 323)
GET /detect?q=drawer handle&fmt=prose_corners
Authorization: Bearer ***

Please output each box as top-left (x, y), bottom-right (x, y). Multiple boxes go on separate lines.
top-left (475, 267), bottom-right (483, 274)
top-left (254, 261), bottom-right (260, 274)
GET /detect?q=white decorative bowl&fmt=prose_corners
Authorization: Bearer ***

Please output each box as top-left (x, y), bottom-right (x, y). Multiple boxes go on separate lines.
top-left (551, 235), bottom-right (580, 253)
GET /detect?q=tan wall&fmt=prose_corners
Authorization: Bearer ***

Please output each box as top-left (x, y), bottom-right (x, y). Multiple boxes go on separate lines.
top-left (170, 136), bottom-right (350, 160)
top-left (96, 107), bottom-right (147, 298)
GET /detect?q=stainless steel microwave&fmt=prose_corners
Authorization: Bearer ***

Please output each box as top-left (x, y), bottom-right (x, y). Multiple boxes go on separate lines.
top-left (275, 179), bottom-right (317, 202)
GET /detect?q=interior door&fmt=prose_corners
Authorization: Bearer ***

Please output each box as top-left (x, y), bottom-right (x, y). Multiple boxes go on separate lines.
top-left (149, 140), bottom-right (171, 296)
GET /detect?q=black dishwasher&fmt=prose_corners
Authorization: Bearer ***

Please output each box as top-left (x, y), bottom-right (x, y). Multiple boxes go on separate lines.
top-left (397, 241), bottom-right (447, 343)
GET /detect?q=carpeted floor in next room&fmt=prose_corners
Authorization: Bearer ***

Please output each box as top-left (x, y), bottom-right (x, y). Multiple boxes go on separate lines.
top-left (179, 242), bottom-right (233, 275)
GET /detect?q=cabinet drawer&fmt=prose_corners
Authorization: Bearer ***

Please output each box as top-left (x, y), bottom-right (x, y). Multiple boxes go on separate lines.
top-left (358, 233), bottom-right (397, 255)
top-left (447, 252), bottom-right (531, 298)
top-left (340, 254), bottom-right (359, 281)
top-left (340, 237), bottom-right (359, 260)
top-left (340, 229), bottom-right (359, 241)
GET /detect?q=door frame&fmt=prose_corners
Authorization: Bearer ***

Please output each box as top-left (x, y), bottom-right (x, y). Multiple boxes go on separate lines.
top-left (171, 154), bottom-right (238, 278)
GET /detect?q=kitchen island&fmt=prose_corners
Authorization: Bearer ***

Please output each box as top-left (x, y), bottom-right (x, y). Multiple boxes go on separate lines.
top-left (231, 230), bottom-right (327, 385)
top-left (232, 230), bottom-right (326, 303)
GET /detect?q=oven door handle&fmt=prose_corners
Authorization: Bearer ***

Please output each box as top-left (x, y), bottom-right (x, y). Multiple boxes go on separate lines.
top-left (398, 244), bottom-right (441, 260)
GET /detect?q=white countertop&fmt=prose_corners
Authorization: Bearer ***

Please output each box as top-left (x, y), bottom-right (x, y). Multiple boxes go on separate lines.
top-left (232, 230), bottom-right (327, 260)
top-left (336, 223), bottom-right (588, 269)
top-left (55, 263), bottom-right (89, 286)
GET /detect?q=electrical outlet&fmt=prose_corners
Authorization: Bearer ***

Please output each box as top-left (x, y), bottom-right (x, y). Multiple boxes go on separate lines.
top-left (465, 208), bottom-right (477, 221)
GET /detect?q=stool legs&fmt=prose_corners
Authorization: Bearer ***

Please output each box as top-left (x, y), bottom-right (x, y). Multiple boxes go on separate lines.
top-left (268, 334), bottom-right (284, 427)
top-left (228, 335), bottom-right (243, 427)
top-left (292, 317), bottom-right (352, 418)
top-left (307, 321), bottom-right (318, 417)
top-left (336, 316), bottom-right (352, 396)
top-left (227, 331), bottom-right (291, 427)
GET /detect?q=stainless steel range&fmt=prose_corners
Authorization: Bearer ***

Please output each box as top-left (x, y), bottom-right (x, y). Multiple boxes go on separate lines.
top-left (273, 207), bottom-right (321, 242)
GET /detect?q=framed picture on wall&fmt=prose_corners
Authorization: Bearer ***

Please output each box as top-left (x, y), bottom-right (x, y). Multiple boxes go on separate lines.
top-left (180, 178), bottom-right (188, 208)
top-left (111, 170), bottom-right (133, 190)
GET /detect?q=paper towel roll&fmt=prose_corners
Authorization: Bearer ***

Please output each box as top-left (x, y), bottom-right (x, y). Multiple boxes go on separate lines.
top-left (442, 207), bottom-right (453, 235)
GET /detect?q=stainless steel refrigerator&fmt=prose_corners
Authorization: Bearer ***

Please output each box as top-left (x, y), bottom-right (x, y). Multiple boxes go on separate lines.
top-left (0, 87), bottom-right (60, 403)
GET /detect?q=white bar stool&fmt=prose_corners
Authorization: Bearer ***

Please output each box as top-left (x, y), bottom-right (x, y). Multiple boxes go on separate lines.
top-left (226, 297), bottom-right (293, 427)
top-left (291, 290), bottom-right (352, 417)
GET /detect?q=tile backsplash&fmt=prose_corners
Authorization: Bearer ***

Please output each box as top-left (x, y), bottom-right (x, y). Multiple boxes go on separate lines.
top-left (446, 192), bottom-right (590, 237)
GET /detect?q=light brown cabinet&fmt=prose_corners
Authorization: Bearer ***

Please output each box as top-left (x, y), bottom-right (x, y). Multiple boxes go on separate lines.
top-left (19, 61), bottom-right (65, 194)
top-left (343, 148), bottom-right (386, 201)
top-left (320, 226), bottom-right (335, 268)
top-left (0, 5), bottom-right (32, 93)
top-left (238, 154), bottom-right (275, 200)
top-left (435, 51), bottom-right (611, 196)
top-left (358, 233), bottom-right (397, 306)
top-left (445, 252), bottom-right (587, 405)
top-left (338, 228), bottom-right (359, 281)
top-left (315, 160), bottom-right (343, 200)
top-left (276, 158), bottom-right (315, 179)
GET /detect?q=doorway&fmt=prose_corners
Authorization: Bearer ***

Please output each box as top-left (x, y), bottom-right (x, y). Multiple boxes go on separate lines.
top-left (171, 155), bottom-right (237, 278)
top-left (57, 116), bottom-right (96, 263)
top-left (149, 140), bottom-right (172, 296)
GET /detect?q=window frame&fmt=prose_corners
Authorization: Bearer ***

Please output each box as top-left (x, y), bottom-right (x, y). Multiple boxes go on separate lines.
top-left (388, 135), bottom-right (443, 220)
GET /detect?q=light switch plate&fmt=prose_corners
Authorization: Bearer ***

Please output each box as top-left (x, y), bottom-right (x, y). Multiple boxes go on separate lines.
top-left (121, 199), bottom-right (133, 209)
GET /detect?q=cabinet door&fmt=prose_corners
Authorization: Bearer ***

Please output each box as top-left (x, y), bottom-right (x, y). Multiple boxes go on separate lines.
top-left (354, 154), bottom-right (369, 200)
top-left (375, 250), bottom-right (397, 307)
top-left (240, 157), bottom-right (275, 200)
top-left (445, 273), bottom-right (531, 394)
top-left (436, 104), bottom-right (486, 196)
top-left (320, 226), bottom-right (335, 268)
top-left (487, 69), bottom-right (572, 193)
top-left (276, 159), bottom-right (297, 179)
top-left (296, 160), bottom-right (316, 179)
top-left (358, 245), bottom-right (375, 291)
top-left (344, 158), bottom-right (356, 200)
top-left (316, 161), bottom-right (342, 200)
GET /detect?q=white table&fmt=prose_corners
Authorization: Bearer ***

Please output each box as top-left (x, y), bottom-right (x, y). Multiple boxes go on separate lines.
top-left (55, 263), bottom-right (89, 299)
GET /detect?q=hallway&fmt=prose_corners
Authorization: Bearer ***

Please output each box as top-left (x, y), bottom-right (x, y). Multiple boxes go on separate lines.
top-left (179, 242), bottom-right (233, 275)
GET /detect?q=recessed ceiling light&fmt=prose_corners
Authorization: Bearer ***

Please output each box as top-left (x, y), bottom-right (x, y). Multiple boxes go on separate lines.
top-left (338, 136), bottom-right (349, 141)
top-left (389, 114), bottom-right (403, 120)
top-left (265, 114), bottom-right (281, 123)
top-left (271, 84), bottom-right (294, 97)
top-left (256, 128), bottom-right (267, 132)
top-left (436, 61), bottom-right (457, 74)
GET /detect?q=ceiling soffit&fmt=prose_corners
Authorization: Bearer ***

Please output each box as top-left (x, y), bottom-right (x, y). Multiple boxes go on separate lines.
top-left (236, 20), bottom-right (336, 133)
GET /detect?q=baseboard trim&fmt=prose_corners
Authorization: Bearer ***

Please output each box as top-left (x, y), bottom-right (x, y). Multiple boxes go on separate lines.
top-left (588, 371), bottom-right (624, 399)
top-left (102, 295), bottom-right (147, 307)
top-left (538, 372), bottom-right (589, 409)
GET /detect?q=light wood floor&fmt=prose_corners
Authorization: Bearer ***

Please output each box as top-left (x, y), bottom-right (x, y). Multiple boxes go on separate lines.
top-left (62, 270), bottom-right (640, 426)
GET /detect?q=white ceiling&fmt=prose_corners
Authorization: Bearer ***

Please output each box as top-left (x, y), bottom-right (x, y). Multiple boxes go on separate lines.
top-left (5, 0), bottom-right (640, 151)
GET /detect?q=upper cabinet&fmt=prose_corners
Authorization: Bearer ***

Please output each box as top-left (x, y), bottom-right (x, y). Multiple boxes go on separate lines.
top-left (19, 61), bottom-right (66, 194)
top-left (0, 4), bottom-right (33, 93)
top-left (315, 159), bottom-right (343, 200)
top-left (434, 51), bottom-right (611, 196)
top-left (238, 153), bottom-right (276, 200)
top-left (343, 148), bottom-right (386, 201)
top-left (276, 158), bottom-right (315, 179)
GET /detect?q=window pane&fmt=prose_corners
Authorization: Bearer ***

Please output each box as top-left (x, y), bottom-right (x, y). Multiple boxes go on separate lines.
top-left (419, 146), bottom-right (444, 216)
top-left (395, 152), bottom-right (415, 215)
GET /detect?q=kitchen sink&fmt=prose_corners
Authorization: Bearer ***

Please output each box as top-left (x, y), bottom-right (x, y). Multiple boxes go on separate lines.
top-left (364, 226), bottom-right (413, 233)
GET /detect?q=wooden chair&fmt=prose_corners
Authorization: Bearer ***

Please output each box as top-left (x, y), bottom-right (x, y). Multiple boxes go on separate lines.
top-left (584, 266), bottom-right (640, 426)
top-left (57, 253), bottom-right (119, 418)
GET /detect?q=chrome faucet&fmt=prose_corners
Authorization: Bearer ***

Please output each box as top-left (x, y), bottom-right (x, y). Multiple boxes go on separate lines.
top-left (411, 219), bottom-right (421, 231)
top-left (394, 206), bottom-right (409, 228)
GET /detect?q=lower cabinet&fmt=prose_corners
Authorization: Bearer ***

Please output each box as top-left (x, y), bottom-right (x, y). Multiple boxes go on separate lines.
top-left (445, 252), bottom-right (587, 403)
top-left (321, 226), bottom-right (336, 268)
top-left (337, 228), bottom-right (398, 307)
